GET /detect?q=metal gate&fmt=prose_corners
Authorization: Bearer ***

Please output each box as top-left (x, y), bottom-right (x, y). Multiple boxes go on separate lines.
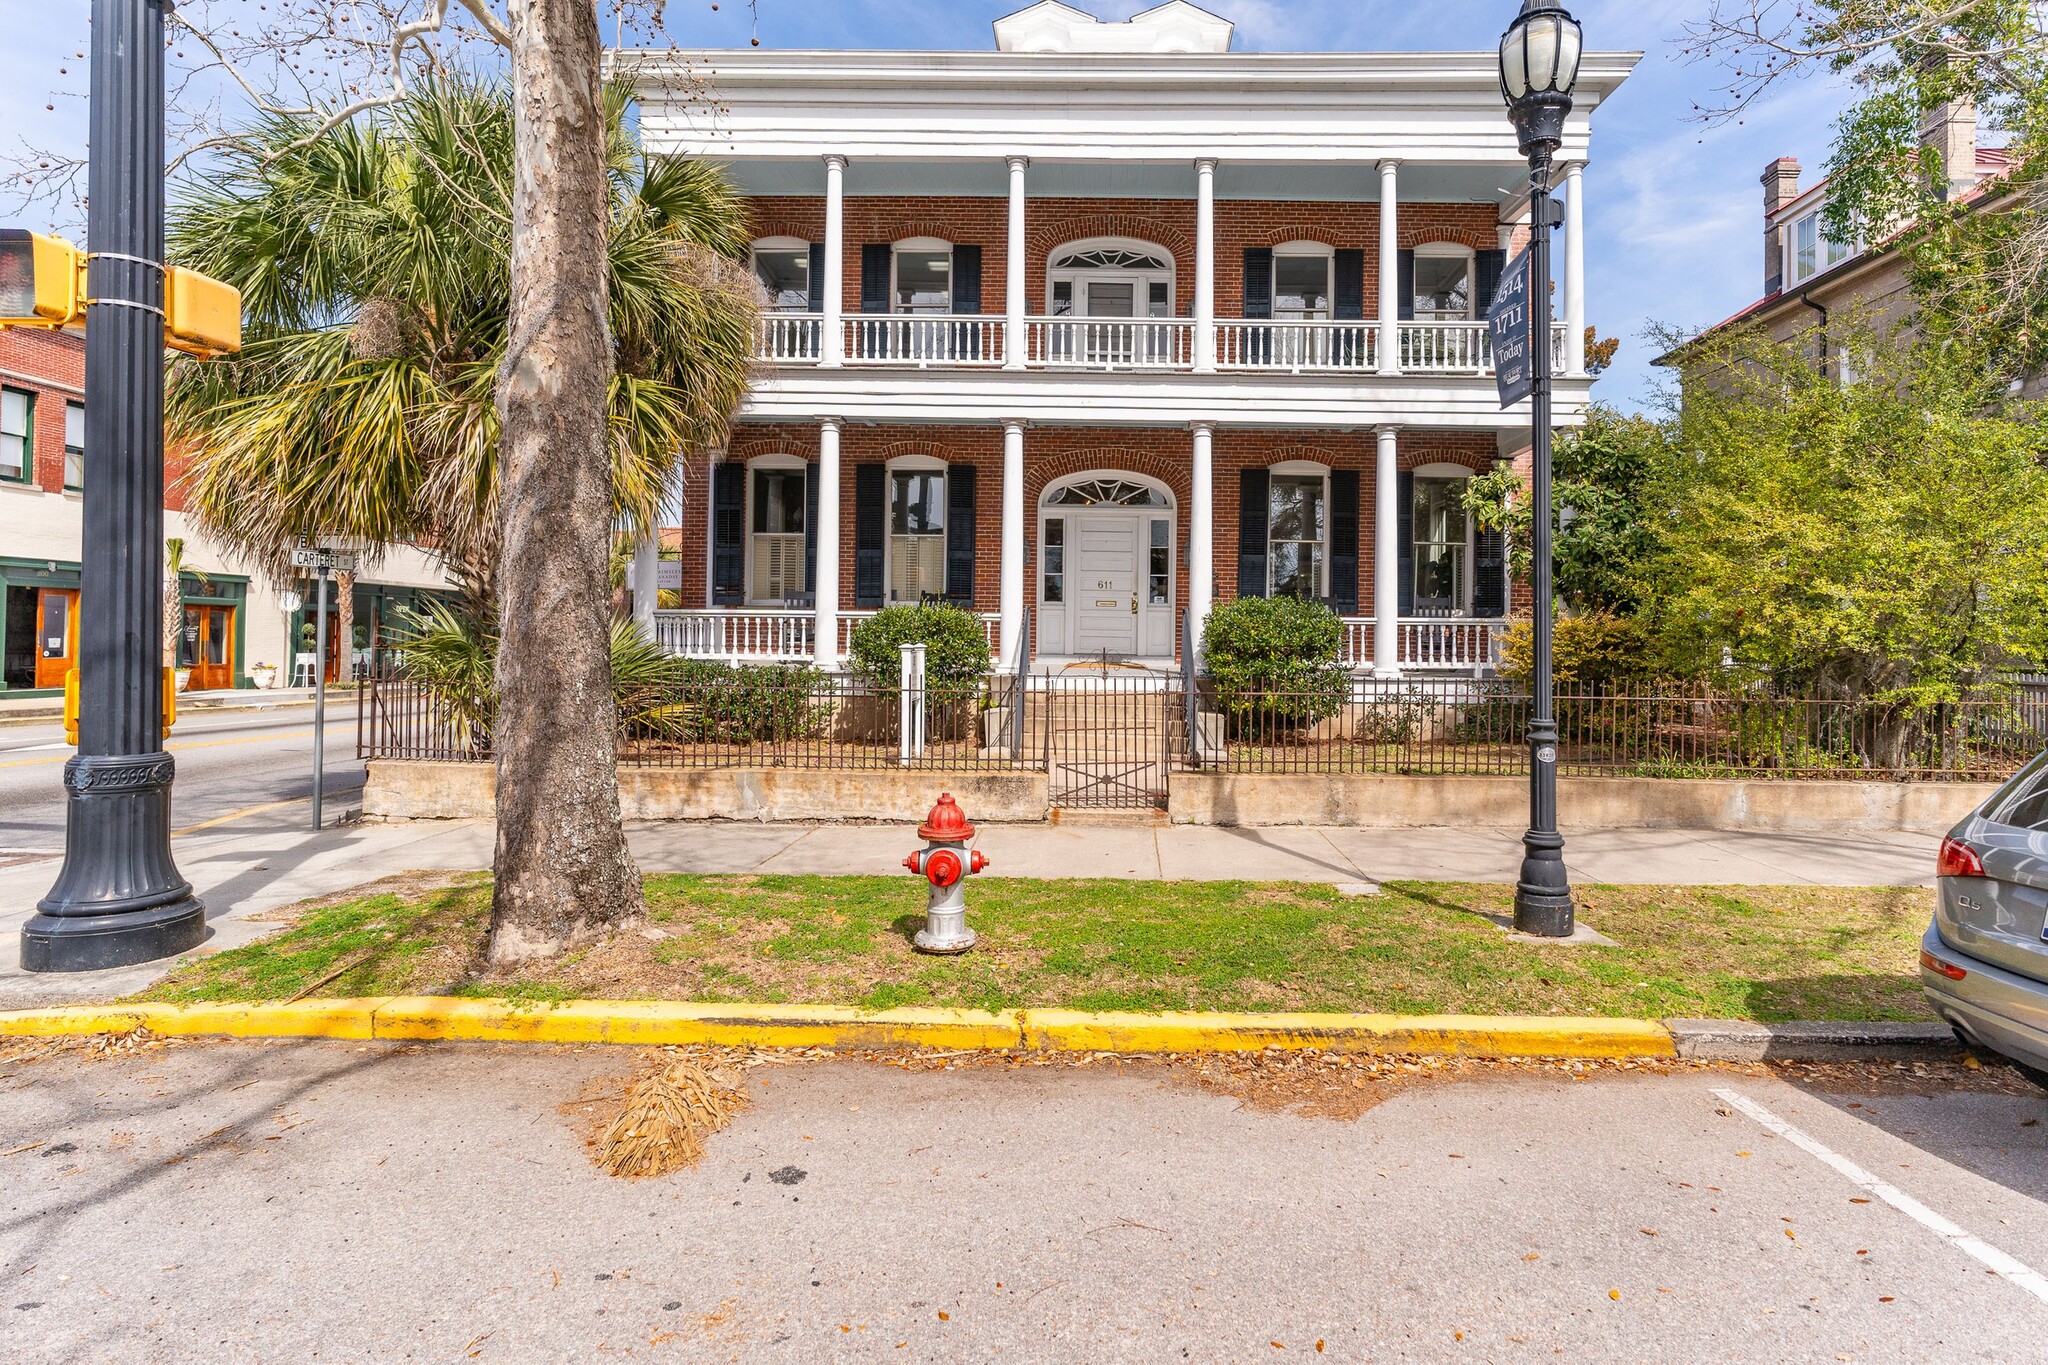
top-left (1042, 673), bottom-right (1172, 810)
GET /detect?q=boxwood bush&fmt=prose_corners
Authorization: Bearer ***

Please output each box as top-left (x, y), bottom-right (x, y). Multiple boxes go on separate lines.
top-left (1200, 595), bottom-right (1349, 735)
top-left (665, 660), bottom-right (833, 745)
top-left (847, 604), bottom-right (992, 707)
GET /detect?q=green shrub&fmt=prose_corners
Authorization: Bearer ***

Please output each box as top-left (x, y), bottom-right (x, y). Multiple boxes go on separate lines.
top-left (1498, 610), bottom-right (1650, 689)
top-left (664, 659), bottom-right (832, 745)
top-left (847, 604), bottom-right (992, 707)
top-left (1200, 596), bottom-right (1348, 734)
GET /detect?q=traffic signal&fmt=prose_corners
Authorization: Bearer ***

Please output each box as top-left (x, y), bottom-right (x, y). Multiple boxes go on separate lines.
top-left (0, 227), bottom-right (239, 357)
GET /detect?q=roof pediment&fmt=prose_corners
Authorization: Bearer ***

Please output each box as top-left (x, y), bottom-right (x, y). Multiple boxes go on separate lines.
top-left (993, 1), bottom-right (1234, 54)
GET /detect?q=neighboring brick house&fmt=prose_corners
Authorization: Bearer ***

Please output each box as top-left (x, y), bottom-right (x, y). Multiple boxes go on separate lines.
top-left (618, 1), bottom-right (1634, 674)
top-left (0, 325), bottom-right (454, 696)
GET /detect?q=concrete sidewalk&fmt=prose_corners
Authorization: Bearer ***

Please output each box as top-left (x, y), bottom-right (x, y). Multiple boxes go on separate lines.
top-left (0, 813), bottom-right (1938, 1009)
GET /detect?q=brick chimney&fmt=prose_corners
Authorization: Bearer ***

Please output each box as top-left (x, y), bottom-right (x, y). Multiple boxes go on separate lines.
top-left (1760, 157), bottom-right (1801, 294)
top-left (1921, 95), bottom-right (1979, 200)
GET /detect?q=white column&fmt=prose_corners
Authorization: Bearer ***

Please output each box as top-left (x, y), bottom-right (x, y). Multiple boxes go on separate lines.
top-left (998, 421), bottom-right (1026, 669)
top-left (1188, 422), bottom-right (1214, 664)
top-left (1563, 161), bottom-right (1587, 376)
top-left (1194, 157), bottom-right (1217, 373)
top-left (703, 455), bottom-right (719, 607)
top-left (1376, 159), bottom-right (1401, 375)
top-left (1005, 157), bottom-right (1028, 370)
top-left (813, 419), bottom-right (842, 668)
top-left (822, 154), bottom-right (846, 367)
top-left (1373, 425), bottom-right (1400, 678)
top-left (631, 533), bottom-right (658, 631)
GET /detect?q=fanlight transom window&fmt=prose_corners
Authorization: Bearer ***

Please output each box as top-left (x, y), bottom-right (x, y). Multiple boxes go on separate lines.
top-left (1047, 478), bottom-right (1169, 507)
top-left (1050, 247), bottom-right (1171, 273)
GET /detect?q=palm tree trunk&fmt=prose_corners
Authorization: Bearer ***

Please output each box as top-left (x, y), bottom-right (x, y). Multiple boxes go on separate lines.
top-left (487, 0), bottom-right (644, 964)
top-left (336, 570), bottom-right (355, 682)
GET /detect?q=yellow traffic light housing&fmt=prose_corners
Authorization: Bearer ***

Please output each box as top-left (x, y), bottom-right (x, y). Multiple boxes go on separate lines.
top-left (0, 228), bottom-right (239, 357)
top-left (60, 668), bottom-right (179, 744)
top-left (0, 229), bottom-right (85, 328)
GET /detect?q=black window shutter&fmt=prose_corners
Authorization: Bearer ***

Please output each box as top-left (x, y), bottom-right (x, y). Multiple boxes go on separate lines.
top-left (1329, 469), bottom-right (1360, 615)
top-left (1333, 249), bottom-right (1365, 320)
top-left (1397, 249), bottom-right (1415, 322)
top-left (1475, 248), bottom-right (1506, 314)
top-left (807, 242), bottom-right (827, 312)
top-left (804, 460), bottom-right (820, 595)
top-left (860, 244), bottom-right (891, 313)
top-left (945, 466), bottom-right (977, 605)
top-left (1474, 526), bottom-right (1507, 618)
top-left (711, 463), bottom-right (745, 606)
top-left (854, 464), bottom-right (886, 608)
top-left (950, 245), bottom-right (981, 314)
top-left (1237, 467), bottom-right (1269, 600)
top-left (1396, 469), bottom-right (1415, 616)
top-left (1242, 248), bottom-right (1273, 320)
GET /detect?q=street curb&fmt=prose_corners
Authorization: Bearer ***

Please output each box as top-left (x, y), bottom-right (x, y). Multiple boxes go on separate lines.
top-left (0, 696), bottom-right (327, 726)
top-left (0, 998), bottom-right (1682, 1058)
top-left (1663, 1019), bottom-right (1959, 1062)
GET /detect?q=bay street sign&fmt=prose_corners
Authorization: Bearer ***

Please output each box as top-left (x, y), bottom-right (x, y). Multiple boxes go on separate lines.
top-left (1487, 247), bottom-right (1534, 408)
top-left (289, 547), bottom-right (359, 574)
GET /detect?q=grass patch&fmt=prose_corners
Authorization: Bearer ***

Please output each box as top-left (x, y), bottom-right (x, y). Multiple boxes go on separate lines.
top-left (138, 875), bottom-right (1937, 1022)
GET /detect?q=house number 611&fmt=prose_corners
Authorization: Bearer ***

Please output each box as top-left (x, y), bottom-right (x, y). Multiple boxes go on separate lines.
top-left (1096, 580), bottom-right (1113, 589)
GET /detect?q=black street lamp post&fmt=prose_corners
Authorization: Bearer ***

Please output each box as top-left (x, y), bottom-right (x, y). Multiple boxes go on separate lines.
top-left (21, 0), bottom-right (207, 971)
top-left (1499, 0), bottom-right (1582, 938)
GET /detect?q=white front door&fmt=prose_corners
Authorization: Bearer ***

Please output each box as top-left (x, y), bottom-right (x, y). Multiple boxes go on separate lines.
top-left (1071, 514), bottom-right (1139, 655)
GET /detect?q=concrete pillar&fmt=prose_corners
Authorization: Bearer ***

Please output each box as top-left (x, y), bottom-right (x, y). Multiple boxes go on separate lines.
top-left (1377, 159), bottom-right (1400, 375)
top-left (1373, 425), bottom-right (1401, 678)
top-left (1188, 422), bottom-right (1214, 665)
top-left (813, 419), bottom-right (842, 668)
top-left (1194, 158), bottom-right (1217, 373)
top-left (631, 533), bottom-right (658, 631)
top-left (999, 421), bottom-right (1026, 669)
top-left (822, 155), bottom-right (846, 366)
top-left (1005, 156), bottom-right (1028, 370)
top-left (1564, 161), bottom-right (1586, 376)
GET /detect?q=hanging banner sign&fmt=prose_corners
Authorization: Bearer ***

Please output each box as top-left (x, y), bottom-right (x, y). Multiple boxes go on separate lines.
top-left (1488, 247), bottom-right (1535, 408)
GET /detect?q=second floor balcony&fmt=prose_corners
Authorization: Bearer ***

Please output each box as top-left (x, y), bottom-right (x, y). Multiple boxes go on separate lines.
top-left (756, 313), bottom-right (1568, 377)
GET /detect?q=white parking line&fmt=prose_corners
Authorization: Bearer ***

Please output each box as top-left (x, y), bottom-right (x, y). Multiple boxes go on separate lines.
top-left (1714, 1087), bottom-right (2048, 1305)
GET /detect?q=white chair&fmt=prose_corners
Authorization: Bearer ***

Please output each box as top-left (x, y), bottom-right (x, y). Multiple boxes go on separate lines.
top-left (291, 652), bottom-right (318, 688)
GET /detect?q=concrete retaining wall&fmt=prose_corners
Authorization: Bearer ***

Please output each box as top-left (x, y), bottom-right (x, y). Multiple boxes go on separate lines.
top-left (1169, 772), bottom-right (1997, 834)
top-left (364, 761), bottom-right (1050, 824)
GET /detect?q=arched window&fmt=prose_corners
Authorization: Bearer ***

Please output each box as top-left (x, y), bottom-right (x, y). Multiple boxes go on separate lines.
top-left (1046, 237), bottom-right (1175, 320)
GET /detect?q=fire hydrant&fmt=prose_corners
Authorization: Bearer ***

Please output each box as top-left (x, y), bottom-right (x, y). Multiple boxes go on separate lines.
top-left (903, 793), bottom-right (988, 954)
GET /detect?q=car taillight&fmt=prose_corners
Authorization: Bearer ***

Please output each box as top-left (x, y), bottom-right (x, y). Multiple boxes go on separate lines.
top-left (1920, 947), bottom-right (1968, 981)
top-left (1937, 836), bottom-right (1986, 879)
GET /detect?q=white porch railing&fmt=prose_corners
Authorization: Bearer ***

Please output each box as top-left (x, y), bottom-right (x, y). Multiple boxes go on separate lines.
top-left (1337, 617), bottom-right (1507, 671)
top-left (652, 609), bottom-right (1001, 664)
top-left (1398, 322), bottom-right (1570, 374)
top-left (1027, 317), bottom-right (1192, 370)
top-left (755, 313), bottom-right (824, 364)
top-left (845, 315), bottom-right (1005, 366)
top-left (1217, 320), bottom-right (1377, 372)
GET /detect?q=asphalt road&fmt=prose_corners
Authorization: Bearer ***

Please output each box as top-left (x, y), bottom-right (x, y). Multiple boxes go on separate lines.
top-left (0, 704), bottom-right (364, 852)
top-left (1, 1041), bottom-right (2044, 1362)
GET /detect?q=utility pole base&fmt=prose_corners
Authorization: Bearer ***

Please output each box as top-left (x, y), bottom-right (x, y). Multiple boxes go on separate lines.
top-left (20, 901), bottom-right (206, 973)
top-left (1511, 888), bottom-right (1575, 938)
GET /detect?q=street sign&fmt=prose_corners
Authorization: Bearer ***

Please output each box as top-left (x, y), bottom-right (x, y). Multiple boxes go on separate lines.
top-left (290, 547), bottom-right (359, 573)
top-left (1487, 247), bottom-right (1534, 408)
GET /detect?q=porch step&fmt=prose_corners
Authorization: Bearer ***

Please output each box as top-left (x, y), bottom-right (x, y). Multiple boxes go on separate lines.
top-left (1046, 806), bottom-right (1169, 827)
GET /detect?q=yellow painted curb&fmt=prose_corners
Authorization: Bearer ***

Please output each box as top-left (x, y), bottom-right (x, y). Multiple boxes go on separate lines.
top-left (0, 998), bottom-right (1676, 1058)
top-left (1016, 1009), bottom-right (1677, 1059)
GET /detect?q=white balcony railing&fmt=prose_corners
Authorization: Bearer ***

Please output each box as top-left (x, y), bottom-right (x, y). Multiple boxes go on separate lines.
top-left (651, 609), bottom-right (1001, 664)
top-left (1217, 320), bottom-right (1378, 372)
top-left (845, 315), bottom-right (1005, 366)
top-left (1398, 322), bottom-right (1570, 374)
top-left (756, 313), bottom-right (825, 364)
top-left (1028, 317), bottom-right (1192, 370)
top-left (1337, 617), bottom-right (1506, 671)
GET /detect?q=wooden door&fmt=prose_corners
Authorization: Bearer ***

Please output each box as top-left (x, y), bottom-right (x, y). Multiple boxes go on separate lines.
top-left (32, 589), bottom-right (78, 690)
top-left (180, 604), bottom-right (235, 691)
top-left (1071, 513), bottom-right (1139, 657)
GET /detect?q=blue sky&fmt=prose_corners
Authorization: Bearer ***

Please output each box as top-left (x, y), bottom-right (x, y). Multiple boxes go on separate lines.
top-left (4, 1), bottom-right (1859, 410)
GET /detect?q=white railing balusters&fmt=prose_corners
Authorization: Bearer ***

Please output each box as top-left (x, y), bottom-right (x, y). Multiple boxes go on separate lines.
top-left (1027, 317), bottom-right (1192, 370)
top-left (754, 313), bottom-right (825, 364)
top-left (1216, 320), bottom-right (1378, 373)
top-left (842, 315), bottom-right (1005, 367)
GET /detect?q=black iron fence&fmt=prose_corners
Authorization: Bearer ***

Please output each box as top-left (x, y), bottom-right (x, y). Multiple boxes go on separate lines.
top-left (360, 672), bottom-right (2048, 784)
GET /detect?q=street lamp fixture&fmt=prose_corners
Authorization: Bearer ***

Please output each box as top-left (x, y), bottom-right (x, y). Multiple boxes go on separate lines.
top-left (1499, 0), bottom-right (1581, 938)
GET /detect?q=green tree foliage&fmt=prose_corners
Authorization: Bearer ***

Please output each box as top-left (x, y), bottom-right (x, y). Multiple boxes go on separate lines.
top-left (164, 79), bottom-right (757, 599)
top-left (1644, 325), bottom-right (2048, 703)
top-left (846, 605), bottom-right (993, 707)
top-left (1462, 403), bottom-right (1668, 615)
top-left (1200, 596), bottom-right (1348, 733)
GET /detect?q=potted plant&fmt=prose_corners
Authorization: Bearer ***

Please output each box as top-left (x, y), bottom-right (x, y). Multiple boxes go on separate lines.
top-left (249, 661), bottom-right (278, 689)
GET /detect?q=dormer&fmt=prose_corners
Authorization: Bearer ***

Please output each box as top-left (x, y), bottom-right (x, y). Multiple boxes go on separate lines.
top-left (992, 1), bottom-right (1234, 55)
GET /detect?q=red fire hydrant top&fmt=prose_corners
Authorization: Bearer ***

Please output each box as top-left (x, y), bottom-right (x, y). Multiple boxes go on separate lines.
top-left (917, 792), bottom-right (977, 843)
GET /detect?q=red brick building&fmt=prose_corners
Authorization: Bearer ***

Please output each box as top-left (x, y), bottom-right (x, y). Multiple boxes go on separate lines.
top-left (618, 2), bottom-right (1634, 674)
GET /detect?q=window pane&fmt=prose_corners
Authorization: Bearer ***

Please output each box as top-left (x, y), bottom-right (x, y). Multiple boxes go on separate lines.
top-left (0, 389), bottom-right (25, 436)
top-left (890, 534), bottom-right (946, 602)
top-left (1149, 282), bottom-right (1170, 317)
top-left (64, 401), bottom-right (83, 450)
top-left (1411, 476), bottom-right (1470, 610)
top-left (1994, 762), bottom-right (2048, 831)
top-left (752, 468), bottom-right (805, 534)
top-left (895, 250), bottom-right (951, 314)
top-left (0, 390), bottom-right (25, 481)
top-left (1413, 255), bottom-right (1470, 320)
top-left (891, 471), bottom-right (944, 536)
top-left (753, 248), bottom-right (810, 311)
top-left (1269, 543), bottom-right (1320, 601)
top-left (1268, 475), bottom-right (1324, 545)
top-left (1275, 255), bottom-right (1329, 318)
top-left (1795, 216), bottom-right (1817, 279)
top-left (1051, 281), bottom-right (1073, 316)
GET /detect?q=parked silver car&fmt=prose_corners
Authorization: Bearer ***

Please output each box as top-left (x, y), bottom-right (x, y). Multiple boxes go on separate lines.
top-left (1922, 752), bottom-right (2048, 1084)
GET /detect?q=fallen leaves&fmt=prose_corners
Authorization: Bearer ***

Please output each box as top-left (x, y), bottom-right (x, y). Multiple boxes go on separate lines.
top-left (594, 1058), bottom-right (747, 1179)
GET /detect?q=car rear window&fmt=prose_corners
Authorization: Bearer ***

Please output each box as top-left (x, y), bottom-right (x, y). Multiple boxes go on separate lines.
top-left (1992, 758), bottom-right (2048, 831)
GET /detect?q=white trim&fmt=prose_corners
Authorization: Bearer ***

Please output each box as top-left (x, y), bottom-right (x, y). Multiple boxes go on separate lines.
top-left (1037, 468), bottom-right (1178, 659)
top-left (752, 235), bottom-right (808, 251)
top-left (892, 239), bottom-right (956, 316)
top-left (1046, 235), bottom-right (1177, 320)
top-left (1377, 160), bottom-right (1401, 377)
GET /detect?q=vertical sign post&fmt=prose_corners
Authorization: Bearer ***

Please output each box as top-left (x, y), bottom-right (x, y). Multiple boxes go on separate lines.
top-left (292, 546), bottom-right (357, 831)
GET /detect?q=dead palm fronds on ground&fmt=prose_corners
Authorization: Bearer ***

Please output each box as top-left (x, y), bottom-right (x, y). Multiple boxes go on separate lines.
top-left (595, 1056), bottom-right (749, 1179)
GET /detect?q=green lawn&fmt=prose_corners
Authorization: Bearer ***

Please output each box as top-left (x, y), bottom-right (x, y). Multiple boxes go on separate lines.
top-left (135, 874), bottom-right (1937, 1023)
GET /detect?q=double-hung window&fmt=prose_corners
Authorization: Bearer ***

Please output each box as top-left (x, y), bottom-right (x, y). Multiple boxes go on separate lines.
top-left (63, 401), bottom-right (83, 491)
top-left (1411, 475), bottom-right (1470, 613)
top-left (752, 245), bottom-right (811, 312)
top-left (889, 469), bottom-right (946, 603)
top-left (749, 466), bottom-right (807, 604)
top-left (1273, 254), bottom-right (1332, 321)
top-left (1268, 474), bottom-right (1325, 601)
top-left (1, 388), bottom-right (30, 484)
top-left (1788, 212), bottom-right (1852, 285)
top-left (1411, 247), bottom-right (1473, 321)
top-left (895, 248), bottom-right (952, 315)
